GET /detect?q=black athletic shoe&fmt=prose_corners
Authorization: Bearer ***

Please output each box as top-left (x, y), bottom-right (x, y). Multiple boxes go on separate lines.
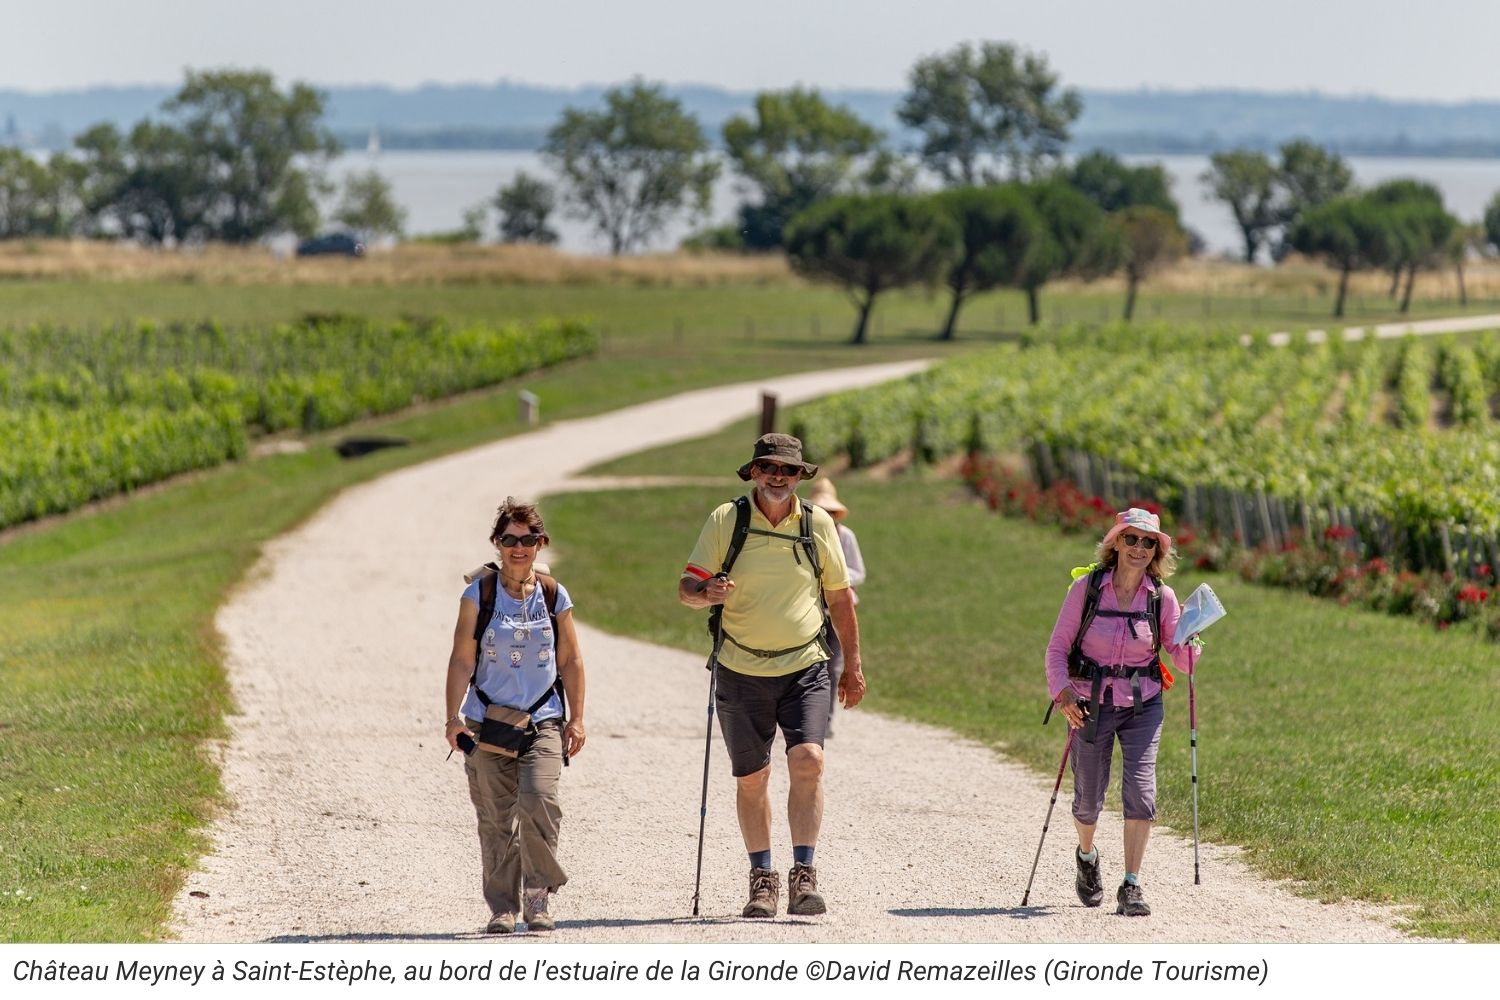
top-left (1075, 849), bottom-right (1104, 907)
top-left (1116, 880), bottom-right (1151, 917)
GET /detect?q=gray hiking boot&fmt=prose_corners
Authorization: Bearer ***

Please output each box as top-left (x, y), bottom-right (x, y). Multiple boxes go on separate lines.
top-left (523, 888), bottom-right (554, 931)
top-left (1116, 880), bottom-right (1151, 917)
top-left (742, 867), bottom-right (779, 918)
top-left (787, 863), bottom-right (826, 915)
top-left (1075, 848), bottom-right (1104, 907)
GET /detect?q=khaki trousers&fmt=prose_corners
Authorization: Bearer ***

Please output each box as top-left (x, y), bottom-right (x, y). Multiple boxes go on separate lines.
top-left (463, 717), bottom-right (567, 915)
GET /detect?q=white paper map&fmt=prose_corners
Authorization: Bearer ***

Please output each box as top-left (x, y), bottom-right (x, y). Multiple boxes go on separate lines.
top-left (1173, 583), bottom-right (1227, 645)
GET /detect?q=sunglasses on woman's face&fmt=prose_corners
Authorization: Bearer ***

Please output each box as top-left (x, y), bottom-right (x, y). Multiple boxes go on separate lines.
top-left (498, 533), bottom-right (541, 548)
top-left (754, 461), bottom-right (803, 478)
top-left (1121, 533), bottom-right (1158, 551)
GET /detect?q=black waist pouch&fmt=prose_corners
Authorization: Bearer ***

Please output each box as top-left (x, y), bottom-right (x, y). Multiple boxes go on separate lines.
top-left (476, 704), bottom-right (536, 758)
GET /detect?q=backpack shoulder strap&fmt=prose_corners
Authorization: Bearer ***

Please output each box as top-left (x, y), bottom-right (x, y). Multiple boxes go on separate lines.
top-left (537, 573), bottom-right (560, 630)
top-left (798, 499), bottom-right (825, 582)
top-left (1071, 565), bottom-right (1108, 652)
top-left (471, 562), bottom-right (501, 643)
top-left (1146, 575), bottom-right (1163, 654)
top-left (707, 497), bottom-right (753, 640)
top-left (465, 562), bottom-right (502, 705)
top-left (801, 500), bottom-right (832, 646)
top-left (720, 495), bottom-right (753, 575)
top-left (526, 573), bottom-right (568, 727)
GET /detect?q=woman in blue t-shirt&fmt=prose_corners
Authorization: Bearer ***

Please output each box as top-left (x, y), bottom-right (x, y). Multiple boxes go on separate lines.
top-left (443, 497), bottom-right (587, 934)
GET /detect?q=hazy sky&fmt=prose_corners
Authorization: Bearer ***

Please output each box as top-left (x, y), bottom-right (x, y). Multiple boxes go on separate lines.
top-left (10, 0), bottom-right (1499, 101)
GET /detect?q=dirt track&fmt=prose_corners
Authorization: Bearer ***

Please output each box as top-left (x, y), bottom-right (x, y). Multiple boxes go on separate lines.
top-left (171, 362), bottom-right (1419, 943)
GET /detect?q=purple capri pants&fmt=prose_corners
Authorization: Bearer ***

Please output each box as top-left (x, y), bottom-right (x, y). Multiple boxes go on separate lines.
top-left (1070, 694), bottom-right (1164, 825)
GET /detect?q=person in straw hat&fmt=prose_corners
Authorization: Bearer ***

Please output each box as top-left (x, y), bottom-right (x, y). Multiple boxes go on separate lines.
top-left (679, 433), bottom-right (864, 919)
top-left (1043, 507), bottom-right (1195, 918)
top-left (805, 478), bottom-right (865, 735)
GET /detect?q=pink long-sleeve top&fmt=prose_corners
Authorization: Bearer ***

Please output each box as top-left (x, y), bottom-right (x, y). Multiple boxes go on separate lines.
top-left (1045, 569), bottom-right (1188, 707)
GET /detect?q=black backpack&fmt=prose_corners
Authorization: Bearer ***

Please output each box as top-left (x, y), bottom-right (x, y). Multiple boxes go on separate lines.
top-left (465, 563), bottom-right (569, 762)
top-left (1067, 564), bottom-right (1162, 676)
top-left (705, 494), bottom-right (829, 662)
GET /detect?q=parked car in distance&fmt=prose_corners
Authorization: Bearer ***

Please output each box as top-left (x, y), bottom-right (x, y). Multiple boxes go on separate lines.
top-left (296, 233), bottom-right (366, 257)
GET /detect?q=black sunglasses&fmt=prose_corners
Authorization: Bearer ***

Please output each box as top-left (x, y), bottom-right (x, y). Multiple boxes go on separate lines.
top-left (1121, 532), bottom-right (1158, 551)
top-left (498, 533), bottom-right (542, 548)
top-left (754, 461), bottom-right (803, 478)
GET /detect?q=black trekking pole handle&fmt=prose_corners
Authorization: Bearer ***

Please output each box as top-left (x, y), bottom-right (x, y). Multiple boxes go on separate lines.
top-left (694, 571), bottom-right (728, 593)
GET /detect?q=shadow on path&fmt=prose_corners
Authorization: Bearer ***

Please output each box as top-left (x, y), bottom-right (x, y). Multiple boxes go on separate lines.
top-left (888, 906), bottom-right (1057, 920)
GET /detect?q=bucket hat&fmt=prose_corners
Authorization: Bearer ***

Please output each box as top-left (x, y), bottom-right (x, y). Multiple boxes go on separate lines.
top-left (1101, 507), bottom-right (1172, 556)
top-left (806, 479), bottom-right (847, 517)
top-left (736, 433), bottom-right (819, 482)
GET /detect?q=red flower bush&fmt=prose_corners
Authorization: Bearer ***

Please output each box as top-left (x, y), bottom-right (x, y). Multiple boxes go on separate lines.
top-left (1457, 584), bottom-right (1489, 605)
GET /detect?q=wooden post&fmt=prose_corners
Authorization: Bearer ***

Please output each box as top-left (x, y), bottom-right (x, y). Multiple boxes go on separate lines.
top-left (1275, 497), bottom-right (1292, 543)
top-left (759, 392), bottom-right (778, 436)
top-left (1439, 523), bottom-right (1456, 575)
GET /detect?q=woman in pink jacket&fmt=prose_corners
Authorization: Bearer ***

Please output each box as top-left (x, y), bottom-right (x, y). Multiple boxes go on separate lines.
top-left (1044, 507), bottom-right (1192, 917)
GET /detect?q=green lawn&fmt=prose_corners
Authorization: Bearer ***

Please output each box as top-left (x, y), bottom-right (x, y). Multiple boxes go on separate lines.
top-left (0, 278), bottom-right (1489, 339)
top-left (544, 466), bottom-right (1499, 942)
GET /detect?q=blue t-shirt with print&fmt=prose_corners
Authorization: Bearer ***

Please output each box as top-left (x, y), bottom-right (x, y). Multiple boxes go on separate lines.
top-left (460, 577), bottom-right (572, 723)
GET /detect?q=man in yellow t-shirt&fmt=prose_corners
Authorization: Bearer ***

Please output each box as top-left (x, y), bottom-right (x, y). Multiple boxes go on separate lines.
top-left (679, 433), bottom-right (865, 920)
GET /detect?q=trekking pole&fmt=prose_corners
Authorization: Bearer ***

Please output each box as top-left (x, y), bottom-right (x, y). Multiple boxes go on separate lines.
top-left (691, 574), bottom-right (729, 917)
top-left (1021, 728), bottom-right (1074, 907)
top-left (1187, 638), bottom-right (1202, 886)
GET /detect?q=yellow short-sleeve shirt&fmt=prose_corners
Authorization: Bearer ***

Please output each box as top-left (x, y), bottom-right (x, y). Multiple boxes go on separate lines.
top-left (684, 494), bottom-right (850, 677)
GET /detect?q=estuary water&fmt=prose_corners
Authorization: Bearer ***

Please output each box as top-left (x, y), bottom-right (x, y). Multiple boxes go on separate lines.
top-left (329, 149), bottom-right (1500, 257)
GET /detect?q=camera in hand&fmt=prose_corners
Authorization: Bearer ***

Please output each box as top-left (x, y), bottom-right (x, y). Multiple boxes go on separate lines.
top-left (456, 731), bottom-right (477, 755)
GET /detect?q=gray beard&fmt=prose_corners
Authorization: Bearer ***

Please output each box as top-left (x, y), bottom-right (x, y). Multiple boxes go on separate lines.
top-left (757, 483), bottom-right (797, 506)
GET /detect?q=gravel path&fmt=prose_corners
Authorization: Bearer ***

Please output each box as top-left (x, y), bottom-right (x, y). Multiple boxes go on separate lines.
top-left (1266, 311), bottom-right (1500, 346)
top-left (171, 362), bottom-right (1418, 943)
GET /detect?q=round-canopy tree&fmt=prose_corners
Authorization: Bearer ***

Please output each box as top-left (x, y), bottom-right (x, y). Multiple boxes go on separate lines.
top-left (784, 193), bottom-right (959, 345)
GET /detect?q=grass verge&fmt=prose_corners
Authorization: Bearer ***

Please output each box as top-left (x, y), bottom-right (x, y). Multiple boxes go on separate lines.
top-left (0, 274), bottom-right (1489, 335)
top-left (544, 468), bottom-right (1499, 941)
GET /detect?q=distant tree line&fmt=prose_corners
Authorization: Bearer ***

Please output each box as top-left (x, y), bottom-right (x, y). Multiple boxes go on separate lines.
top-left (0, 69), bottom-right (404, 244)
top-left (4, 50), bottom-right (1500, 330)
top-left (509, 41), bottom-right (1500, 338)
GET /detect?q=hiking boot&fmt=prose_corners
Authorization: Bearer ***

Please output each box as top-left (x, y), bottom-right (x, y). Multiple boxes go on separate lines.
top-left (742, 867), bottom-right (779, 918)
top-left (1075, 848), bottom-right (1104, 907)
top-left (523, 888), bottom-right (554, 931)
top-left (786, 863), bottom-right (826, 915)
top-left (485, 911), bottom-right (516, 934)
top-left (1116, 881), bottom-right (1151, 917)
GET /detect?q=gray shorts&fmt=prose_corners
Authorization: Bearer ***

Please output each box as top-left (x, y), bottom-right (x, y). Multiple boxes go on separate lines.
top-left (1070, 694), bottom-right (1164, 824)
top-left (715, 661), bottom-right (831, 777)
